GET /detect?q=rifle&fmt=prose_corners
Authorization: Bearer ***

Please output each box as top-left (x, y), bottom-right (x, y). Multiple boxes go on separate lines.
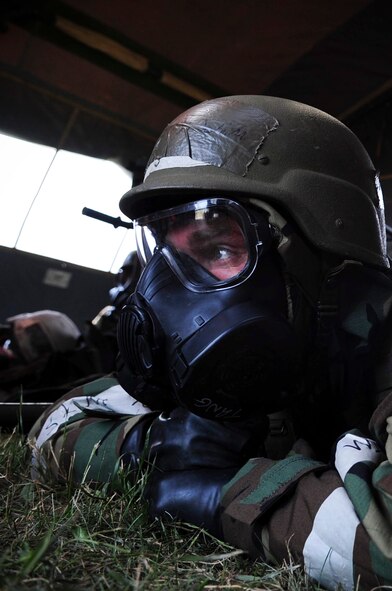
top-left (0, 402), bottom-right (51, 432)
top-left (82, 207), bottom-right (133, 229)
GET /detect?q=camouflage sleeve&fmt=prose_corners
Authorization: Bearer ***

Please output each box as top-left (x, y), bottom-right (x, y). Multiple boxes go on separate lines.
top-left (27, 374), bottom-right (156, 484)
top-left (220, 393), bottom-right (392, 591)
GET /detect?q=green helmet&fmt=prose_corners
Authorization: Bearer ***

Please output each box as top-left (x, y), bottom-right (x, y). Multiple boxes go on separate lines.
top-left (120, 95), bottom-right (388, 269)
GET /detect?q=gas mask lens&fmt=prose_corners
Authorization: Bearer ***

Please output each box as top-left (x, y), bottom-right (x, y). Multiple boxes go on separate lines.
top-left (135, 199), bottom-right (265, 291)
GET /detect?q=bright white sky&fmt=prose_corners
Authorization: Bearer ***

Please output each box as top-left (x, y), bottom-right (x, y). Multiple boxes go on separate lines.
top-left (0, 133), bottom-right (136, 273)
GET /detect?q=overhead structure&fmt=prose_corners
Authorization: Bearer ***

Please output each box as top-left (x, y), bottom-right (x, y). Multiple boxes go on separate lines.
top-left (0, 0), bottom-right (391, 195)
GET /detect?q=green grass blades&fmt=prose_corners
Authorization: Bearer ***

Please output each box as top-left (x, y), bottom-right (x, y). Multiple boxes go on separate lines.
top-left (0, 431), bottom-right (324, 590)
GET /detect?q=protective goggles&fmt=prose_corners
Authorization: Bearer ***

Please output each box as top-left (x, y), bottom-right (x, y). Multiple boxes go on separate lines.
top-left (135, 198), bottom-right (271, 292)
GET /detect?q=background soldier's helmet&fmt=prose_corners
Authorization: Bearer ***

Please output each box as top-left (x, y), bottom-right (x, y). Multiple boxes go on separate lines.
top-left (120, 95), bottom-right (388, 270)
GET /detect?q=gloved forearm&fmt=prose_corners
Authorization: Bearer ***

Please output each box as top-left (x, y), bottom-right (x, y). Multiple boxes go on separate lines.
top-left (220, 422), bottom-right (392, 591)
top-left (29, 375), bottom-right (156, 484)
top-left (143, 407), bottom-right (267, 535)
top-left (146, 468), bottom-right (237, 536)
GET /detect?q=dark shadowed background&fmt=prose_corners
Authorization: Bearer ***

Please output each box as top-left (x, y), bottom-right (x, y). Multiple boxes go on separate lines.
top-left (1, 0), bottom-right (391, 326)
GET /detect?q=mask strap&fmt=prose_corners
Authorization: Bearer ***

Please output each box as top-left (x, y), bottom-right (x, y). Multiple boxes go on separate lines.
top-left (315, 261), bottom-right (362, 350)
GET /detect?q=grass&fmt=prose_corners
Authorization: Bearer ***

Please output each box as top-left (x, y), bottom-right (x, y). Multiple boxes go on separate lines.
top-left (0, 429), bottom-right (323, 591)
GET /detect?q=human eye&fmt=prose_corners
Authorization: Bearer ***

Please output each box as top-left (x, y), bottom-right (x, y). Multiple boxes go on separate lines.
top-left (166, 216), bottom-right (249, 280)
top-left (205, 244), bottom-right (237, 262)
top-left (193, 241), bottom-right (247, 278)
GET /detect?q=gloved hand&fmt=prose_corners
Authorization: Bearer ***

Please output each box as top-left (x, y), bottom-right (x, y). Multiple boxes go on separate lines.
top-left (120, 413), bottom-right (157, 475)
top-left (144, 407), bottom-right (267, 536)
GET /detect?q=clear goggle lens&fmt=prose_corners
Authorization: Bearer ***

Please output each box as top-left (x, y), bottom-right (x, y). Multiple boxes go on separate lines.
top-left (135, 198), bottom-right (265, 291)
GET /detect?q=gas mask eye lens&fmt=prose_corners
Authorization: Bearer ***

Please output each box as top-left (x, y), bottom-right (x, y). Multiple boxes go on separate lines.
top-left (165, 212), bottom-right (248, 281)
top-left (135, 198), bottom-right (266, 292)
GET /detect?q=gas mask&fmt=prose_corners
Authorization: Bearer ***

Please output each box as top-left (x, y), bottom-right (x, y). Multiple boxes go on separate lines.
top-left (117, 198), bottom-right (300, 420)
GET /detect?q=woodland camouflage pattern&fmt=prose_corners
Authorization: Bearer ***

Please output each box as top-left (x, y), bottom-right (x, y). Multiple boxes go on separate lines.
top-left (28, 376), bottom-right (392, 590)
top-left (28, 376), bottom-right (152, 484)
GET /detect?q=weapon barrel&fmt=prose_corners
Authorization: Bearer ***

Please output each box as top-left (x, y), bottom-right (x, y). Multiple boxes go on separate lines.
top-left (82, 207), bottom-right (133, 229)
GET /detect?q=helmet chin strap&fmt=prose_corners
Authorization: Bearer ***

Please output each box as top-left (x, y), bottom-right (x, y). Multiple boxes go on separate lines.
top-left (249, 198), bottom-right (321, 323)
top-left (314, 260), bottom-right (365, 360)
top-left (249, 198), bottom-right (364, 352)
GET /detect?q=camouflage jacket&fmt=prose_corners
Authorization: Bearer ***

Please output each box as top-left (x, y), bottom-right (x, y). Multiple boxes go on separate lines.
top-left (28, 375), bottom-right (392, 590)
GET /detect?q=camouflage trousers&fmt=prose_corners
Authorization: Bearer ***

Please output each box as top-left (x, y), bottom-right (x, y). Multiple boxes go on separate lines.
top-left (28, 375), bottom-right (392, 591)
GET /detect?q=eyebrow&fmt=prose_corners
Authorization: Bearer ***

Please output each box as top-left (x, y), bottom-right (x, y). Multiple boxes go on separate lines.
top-left (186, 226), bottom-right (246, 251)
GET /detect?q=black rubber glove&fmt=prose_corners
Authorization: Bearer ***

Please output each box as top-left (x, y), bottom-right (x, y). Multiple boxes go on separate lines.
top-left (120, 413), bottom-right (158, 476)
top-left (144, 407), bottom-right (267, 536)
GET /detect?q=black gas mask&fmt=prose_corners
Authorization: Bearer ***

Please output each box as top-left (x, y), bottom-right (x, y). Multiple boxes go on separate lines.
top-left (117, 198), bottom-right (300, 420)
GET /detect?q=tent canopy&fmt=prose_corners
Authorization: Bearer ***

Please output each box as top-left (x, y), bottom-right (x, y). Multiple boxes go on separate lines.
top-left (1, 0), bottom-right (391, 187)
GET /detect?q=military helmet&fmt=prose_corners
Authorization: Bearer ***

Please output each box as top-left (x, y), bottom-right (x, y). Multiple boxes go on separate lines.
top-left (120, 95), bottom-right (388, 269)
